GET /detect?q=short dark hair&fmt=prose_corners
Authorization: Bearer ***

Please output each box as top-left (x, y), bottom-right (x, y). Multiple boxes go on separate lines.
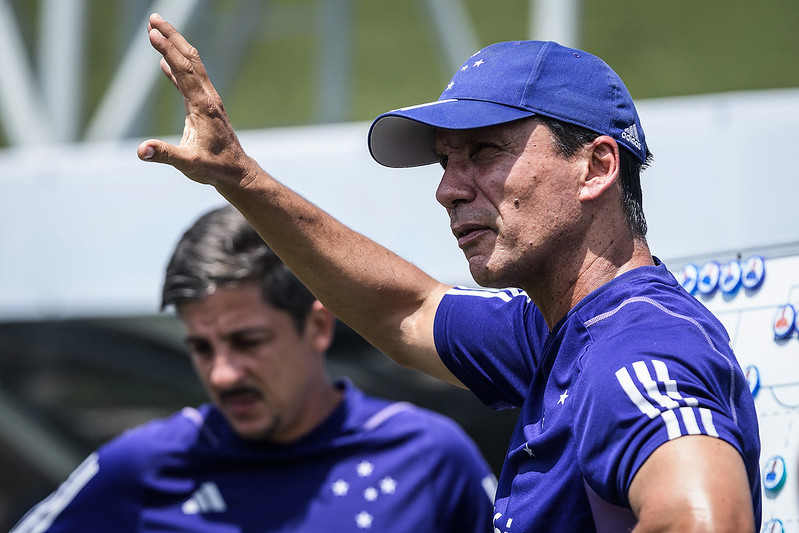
top-left (537, 116), bottom-right (653, 240)
top-left (162, 205), bottom-right (316, 332)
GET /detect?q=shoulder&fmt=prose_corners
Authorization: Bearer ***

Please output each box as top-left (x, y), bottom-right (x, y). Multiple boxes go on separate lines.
top-left (98, 406), bottom-right (210, 471)
top-left (363, 399), bottom-right (495, 511)
top-left (434, 286), bottom-right (549, 390)
top-left (360, 396), bottom-right (484, 460)
top-left (579, 268), bottom-right (731, 364)
top-left (112, 406), bottom-right (208, 446)
top-left (582, 263), bottom-right (719, 326)
top-left (437, 286), bottom-right (544, 331)
top-left (575, 281), bottom-right (737, 410)
top-left (438, 286), bottom-right (539, 323)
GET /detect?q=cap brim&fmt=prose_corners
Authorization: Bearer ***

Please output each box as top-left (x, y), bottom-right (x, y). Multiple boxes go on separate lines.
top-left (368, 99), bottom-right (536, 168)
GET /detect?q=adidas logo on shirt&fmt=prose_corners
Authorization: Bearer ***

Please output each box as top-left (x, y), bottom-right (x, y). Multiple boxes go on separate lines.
top-left (182, 482), bottom-right (228, 514)
top-left (621, 124), bottom-right (642, 150)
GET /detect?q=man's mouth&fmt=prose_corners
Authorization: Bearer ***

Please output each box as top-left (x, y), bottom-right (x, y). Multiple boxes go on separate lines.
top-left (452, 223), bottom-right (490, 248)
top-left (218, 388), bottom-right (262, 415)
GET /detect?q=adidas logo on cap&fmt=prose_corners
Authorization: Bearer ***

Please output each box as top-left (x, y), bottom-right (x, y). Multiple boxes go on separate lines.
top-left (621, 124), bottom-right (642, 150)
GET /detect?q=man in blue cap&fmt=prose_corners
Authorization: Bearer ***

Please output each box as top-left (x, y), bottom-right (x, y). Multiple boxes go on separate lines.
top-left (138, 13), bottom-right (761, 532)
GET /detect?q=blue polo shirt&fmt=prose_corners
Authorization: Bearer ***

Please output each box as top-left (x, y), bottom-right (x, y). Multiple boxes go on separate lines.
top-left (13, 381), bottom-right (495, 532)
top-left (435, 263), bottom-right (762, 532)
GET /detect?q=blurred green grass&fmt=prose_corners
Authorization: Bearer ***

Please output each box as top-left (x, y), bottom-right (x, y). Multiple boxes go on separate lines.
top-left (225, 0), bottom-right (799, 132)
top-left (6, 0), bottom-right (799, 142)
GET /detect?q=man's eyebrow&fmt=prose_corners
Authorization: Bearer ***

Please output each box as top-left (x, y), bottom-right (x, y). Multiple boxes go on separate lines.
top-left (185, 326), bottom-right (270, 343)
top-left (438, 126), bottom-right (511, 146)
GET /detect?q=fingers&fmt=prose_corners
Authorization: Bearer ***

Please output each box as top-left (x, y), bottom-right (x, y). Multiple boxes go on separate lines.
top-left (148, 13), bottom-right (193, 59)
top-left (160, 58), bottom-right (178, 89)
top-left (147, 13), bottom-right (220, 109)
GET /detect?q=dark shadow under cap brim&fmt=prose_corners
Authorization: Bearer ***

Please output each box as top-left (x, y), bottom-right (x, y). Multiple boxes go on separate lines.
top-left (368, 98), bottom-right (537, 168)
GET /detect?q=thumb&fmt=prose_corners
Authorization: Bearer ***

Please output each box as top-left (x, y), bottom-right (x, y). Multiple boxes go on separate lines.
top-left (137, 139), bottom-right (173, 163)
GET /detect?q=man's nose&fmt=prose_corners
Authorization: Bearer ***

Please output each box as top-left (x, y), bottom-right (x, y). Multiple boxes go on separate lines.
top-left (435, 164), bottom-right (476, 209)
top-left (208, 353), bottom-right (244, 388)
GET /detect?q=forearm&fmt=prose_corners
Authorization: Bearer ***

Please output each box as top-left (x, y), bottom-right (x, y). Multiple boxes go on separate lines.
top-left (217, 163), bottom-right (456, 380)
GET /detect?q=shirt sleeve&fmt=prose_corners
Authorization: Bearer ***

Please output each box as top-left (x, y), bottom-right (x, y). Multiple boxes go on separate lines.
top-left (434, 286), bottom-right (550, 409)
top-left (573, 303), bottom-right (755, 507)
top-left (9, 409), bottom-right (196, 533)
top-left (10, 439), bottom-right (144, 533)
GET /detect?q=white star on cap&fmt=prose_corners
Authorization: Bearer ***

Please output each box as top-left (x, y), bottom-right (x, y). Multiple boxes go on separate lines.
top-left (460, 65), bottom-right (468, 72)
top-left (355, 511), bottom-right (374, 529)
top-left (446, 81), bottom-right (454, 90)
top-left (332, 479), bottom-right (349, 496)
top-left (473, 59), bottom-right (484, 67)
top-left (379, 476), bottom-right (397, 494)
top-left (356, 460), bottom-right (374, 477)
top-left (364, 487), bottom-right (378, 501)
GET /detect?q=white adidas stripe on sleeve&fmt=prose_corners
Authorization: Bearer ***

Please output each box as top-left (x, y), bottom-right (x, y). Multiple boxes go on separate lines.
top-left (11, 453), bottom-right (100, 533)
top-left (615, 360), bottom-right (716, 441)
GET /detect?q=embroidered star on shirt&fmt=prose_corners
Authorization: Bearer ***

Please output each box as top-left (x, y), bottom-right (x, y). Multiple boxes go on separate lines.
top-left (558, 390), bottom-right (569, 405)
top-left (356, 460), bottom-right (374, 477)
top-left (355, 511), bottom-right (374, 529)
top-left (379, 476), bottom-right (397, 494)
top-left (332, 479), bottom-right (349, 496)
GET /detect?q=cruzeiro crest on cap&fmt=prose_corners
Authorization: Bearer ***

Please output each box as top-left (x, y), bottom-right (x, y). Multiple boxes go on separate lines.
top-left (621, 124), bottom-right (642, 150)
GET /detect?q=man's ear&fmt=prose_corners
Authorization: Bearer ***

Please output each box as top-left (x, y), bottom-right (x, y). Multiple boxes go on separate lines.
top-left (579, 136), bottom-right (620, 202)
top-left (305, 300), bottom-right (336, 353)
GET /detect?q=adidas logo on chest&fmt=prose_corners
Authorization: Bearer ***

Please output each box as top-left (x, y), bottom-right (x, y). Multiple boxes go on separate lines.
top-left (182, 481), bottom-right (228, 514)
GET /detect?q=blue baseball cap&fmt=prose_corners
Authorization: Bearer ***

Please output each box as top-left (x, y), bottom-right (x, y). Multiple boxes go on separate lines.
top-left (368, 40), bottom-right (647, 168)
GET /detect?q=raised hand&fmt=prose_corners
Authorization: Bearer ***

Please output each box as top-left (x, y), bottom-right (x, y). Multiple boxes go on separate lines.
top-left (136, 13), bottom-right (257, 189)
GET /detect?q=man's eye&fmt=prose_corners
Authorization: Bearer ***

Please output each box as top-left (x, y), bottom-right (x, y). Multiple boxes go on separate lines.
top-left (188, 342), bottom-right (212, 359)
top-left (473, 143), bottom-right (499, 159)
